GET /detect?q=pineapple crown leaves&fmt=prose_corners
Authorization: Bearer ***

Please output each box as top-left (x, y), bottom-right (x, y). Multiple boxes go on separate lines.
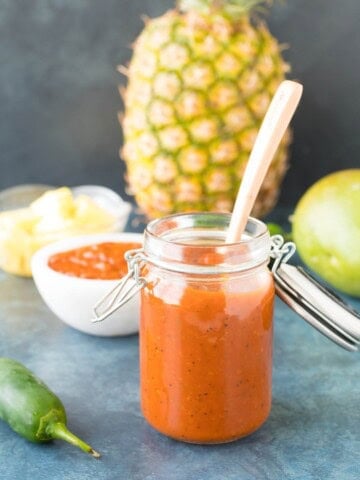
top-left (178, 0), bottom-right (271, 18)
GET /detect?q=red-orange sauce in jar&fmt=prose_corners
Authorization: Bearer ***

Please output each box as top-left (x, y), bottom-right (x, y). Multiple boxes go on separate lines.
top-left (139, 213), bottom-right (275, 444)
top-left (48, 242), bottom-right (141, 279)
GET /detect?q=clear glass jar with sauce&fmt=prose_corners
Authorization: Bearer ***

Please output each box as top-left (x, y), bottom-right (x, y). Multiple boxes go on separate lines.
top-left (93, 213), bottom-right (360, 443)
top-left (139, 212), bottom-right (274, 444)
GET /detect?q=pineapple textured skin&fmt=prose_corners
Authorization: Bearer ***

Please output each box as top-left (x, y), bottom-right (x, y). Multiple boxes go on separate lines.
top-left (121, 9), bottom-right (290, 219)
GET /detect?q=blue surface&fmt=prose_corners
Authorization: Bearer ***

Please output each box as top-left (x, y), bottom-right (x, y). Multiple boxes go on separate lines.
top-left (0, 220), bottom-right (360, 479)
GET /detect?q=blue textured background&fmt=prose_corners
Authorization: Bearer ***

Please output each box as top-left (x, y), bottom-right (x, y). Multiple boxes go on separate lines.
top-left (0, 0), bottom-right (360, 205)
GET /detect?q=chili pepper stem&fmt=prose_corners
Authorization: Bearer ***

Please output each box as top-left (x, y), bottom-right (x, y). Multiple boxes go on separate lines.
top-left (47, 422), bottom-right (101, 458)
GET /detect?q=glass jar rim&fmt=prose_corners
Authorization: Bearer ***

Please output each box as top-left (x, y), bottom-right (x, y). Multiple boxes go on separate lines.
top-left (143, 212), bottom-right (271, 274)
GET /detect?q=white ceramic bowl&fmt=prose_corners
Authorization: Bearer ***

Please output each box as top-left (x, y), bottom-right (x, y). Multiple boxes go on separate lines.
top-left (31, 232), bottom-right (143, 336)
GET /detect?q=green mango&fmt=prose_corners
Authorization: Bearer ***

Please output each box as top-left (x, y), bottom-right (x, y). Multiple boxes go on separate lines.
top-left (292, 169), bottom-right (360, 297)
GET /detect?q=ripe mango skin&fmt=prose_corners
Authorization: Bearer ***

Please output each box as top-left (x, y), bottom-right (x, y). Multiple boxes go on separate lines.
top-left (292, 169), bottom-right (360, 298)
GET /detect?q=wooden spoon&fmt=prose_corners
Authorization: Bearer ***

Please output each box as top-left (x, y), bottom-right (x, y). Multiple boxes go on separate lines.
top-left (226, 80), bottom-right (303, 243)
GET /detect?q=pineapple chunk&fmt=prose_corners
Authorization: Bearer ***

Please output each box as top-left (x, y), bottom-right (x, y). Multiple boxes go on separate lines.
top-left (0, 187), bottom-right (116, 276)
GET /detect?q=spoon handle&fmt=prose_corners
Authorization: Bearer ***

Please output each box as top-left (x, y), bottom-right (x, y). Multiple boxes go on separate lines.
top-left (226, 80), bottom-right (303, 243)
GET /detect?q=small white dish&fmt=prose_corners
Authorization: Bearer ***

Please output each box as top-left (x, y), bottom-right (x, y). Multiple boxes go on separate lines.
top-left (0, 183), bottom-right (132, 231)
top-left (0, 184), bottom-right (54, 211)
top-left (0, 184), bottom-right (133, 277)
top-left (31, 232), bottom-right (143, 337)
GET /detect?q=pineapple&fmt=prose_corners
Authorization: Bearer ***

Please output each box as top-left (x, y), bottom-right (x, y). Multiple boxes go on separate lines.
top-left (120, 0), bottom-right (291, 219)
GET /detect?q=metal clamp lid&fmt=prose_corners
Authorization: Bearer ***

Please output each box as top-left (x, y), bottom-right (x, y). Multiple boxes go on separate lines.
top-left (92, 248), bottom-right (146, 323)
top-left (270, 235), bottom-right (360, 352)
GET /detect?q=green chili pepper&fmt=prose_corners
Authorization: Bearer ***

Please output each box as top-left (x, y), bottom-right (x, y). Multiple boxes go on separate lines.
top-left (0, 358), bottom-right (100, 458)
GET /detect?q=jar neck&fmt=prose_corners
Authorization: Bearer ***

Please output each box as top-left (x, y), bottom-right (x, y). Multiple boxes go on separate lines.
top-left (143, 213), bottom-right (271, 275)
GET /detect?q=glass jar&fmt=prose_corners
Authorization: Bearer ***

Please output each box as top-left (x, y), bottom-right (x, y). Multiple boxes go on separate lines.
top-left (139, 212), bottom-right (275, 444)
top-left (93, 215), bottom-right (360, 442)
